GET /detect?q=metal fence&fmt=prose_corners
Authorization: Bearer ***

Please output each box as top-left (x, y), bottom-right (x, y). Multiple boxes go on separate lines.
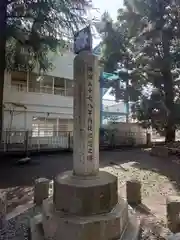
top-left (0, 129), bottom-right (150, 154)
top-left (0, 130), bottom-right (73, 153)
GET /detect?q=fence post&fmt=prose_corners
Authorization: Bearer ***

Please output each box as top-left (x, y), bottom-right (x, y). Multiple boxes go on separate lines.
top-left (5, 131), bottom-right (7, 152)
top-left (25, 130), bottom-right (29, 157)
top-left (111, 132), bottom-right (114, 149)
top-left (3, 131), bottom-right (6, 153)
top-left (68, 132), bottom-right (71, 151)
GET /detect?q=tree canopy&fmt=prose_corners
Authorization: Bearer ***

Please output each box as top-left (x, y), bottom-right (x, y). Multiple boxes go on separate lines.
top-left (0, 0), bottom-right (91, 135)
top-left (6, 0), bottom-right (91, 72)
top-left (100, 0), bottom-right (180, 141)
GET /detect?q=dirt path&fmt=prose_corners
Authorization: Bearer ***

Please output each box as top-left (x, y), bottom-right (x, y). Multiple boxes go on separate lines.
top-left (1, 149), bottom-right (180, 225)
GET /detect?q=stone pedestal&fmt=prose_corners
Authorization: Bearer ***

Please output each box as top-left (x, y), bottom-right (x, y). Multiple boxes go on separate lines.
top-left (42, 171), bottom-right (128, 240)
top-left (31, 171), bottom-right (140, 240)
top-left (30, 51), bottom-right (140, 239)
top-left (53, 171), bottom-right (117, 216)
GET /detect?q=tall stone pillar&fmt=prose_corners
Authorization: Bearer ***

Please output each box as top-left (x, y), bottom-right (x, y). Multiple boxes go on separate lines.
top-left (31, 51), bottom-right (140, 240)
top-left (73, 51), bottom-right (100, 176)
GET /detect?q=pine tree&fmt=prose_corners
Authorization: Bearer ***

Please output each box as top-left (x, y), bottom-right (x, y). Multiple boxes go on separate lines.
top-left (0, 0), bottom-right (91, 136)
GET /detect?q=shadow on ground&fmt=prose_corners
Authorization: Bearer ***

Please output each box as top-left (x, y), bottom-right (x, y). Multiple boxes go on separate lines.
top-left (101, 148), bottom-right (180, 194)
top-left (132, 149), bottom-right (180, 194)
top-left (1, 148), bottom-right (180, 192)
top-left (1, 149), bottom-right (180, 216)
top-left (0, 152), bottom-right (73, 188)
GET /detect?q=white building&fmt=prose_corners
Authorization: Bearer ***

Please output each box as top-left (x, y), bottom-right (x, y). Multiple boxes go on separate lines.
top-left (3, 45), bottom-right (132, 136)
top-left (3, 49), bottom-right (75, 137)
top-left (2, 47), bottom-right (147, 148)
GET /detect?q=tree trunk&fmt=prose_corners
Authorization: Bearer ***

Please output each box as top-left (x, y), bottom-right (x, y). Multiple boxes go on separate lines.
top-left (0, 0), bottom-right (7, 140)
top-left (161, 30), bottom-right (175, 143)
top-left (163, 71), bottom-right (175, 142)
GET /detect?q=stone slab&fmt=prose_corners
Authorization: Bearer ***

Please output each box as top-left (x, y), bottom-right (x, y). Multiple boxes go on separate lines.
top-left (121, 210), bottom-right (141, 240)
top-left (42, 197), bottom-right (129, 240)
top-left (30, 214), bottom-right (44, 240)
top-left (53, 170), bottom-right (118, 216)
top-left (2, 203), bottom-right (41, 240)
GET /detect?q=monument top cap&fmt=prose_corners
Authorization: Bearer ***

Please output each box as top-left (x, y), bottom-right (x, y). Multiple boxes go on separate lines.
top-left (74, 26), bottom-right (92, 54)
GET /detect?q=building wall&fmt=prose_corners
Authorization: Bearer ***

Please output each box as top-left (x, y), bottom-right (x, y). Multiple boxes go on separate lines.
top-left (3, 50), bottom-right (129, 132)
top-left (33, 51), bottom-right (74, 79)
top-left (104, 122), bottom-right (147, 145)
top-left (3, 51), bottom-right (75, 131)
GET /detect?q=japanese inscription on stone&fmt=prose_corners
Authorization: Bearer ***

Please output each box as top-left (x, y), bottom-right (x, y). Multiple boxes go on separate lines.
top-left (87, 65), bottom-right (93, 161)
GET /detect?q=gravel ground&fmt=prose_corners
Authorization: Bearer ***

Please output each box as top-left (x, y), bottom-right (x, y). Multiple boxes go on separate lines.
top-left (1, 149), bottom-right (180, 239)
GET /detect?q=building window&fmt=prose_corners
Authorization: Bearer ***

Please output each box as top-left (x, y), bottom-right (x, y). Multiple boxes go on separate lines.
top-left (32, 123), bottom-right (54, 137)
top-left (54, 77), bottom-right (65, 96)
top-left (32, 117), bottom-right (56, 137)
top-left (40, 75), bottom-right (53, 94)
top-left (28, 73), bottom-right (41, 93)
top-left (66, 79), bottom-right (74, 96)
top-left (29, 73), bottom-right (54, 94)
top-left (32, 117), bottom-right (73, 137)
top-left (11, 71), bottom-right (27, 92)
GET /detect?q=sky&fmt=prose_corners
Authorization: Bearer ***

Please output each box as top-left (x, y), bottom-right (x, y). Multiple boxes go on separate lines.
top-left (91, 0), bottom-right (124, 101)
top-left (91, 0), bottom-right (124, 47)
top-left (92, 0), bottom-right (123, 21)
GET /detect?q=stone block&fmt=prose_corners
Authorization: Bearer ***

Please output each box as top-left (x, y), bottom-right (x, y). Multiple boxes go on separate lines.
top-left (151, 146), bottom-right (169, 157)
top-left (126, 180), bottom-right (141, 206)
top-left (42, 197), bottom-right (129, 240)
top-left (34, 178), bottom-right (50, 205)
top-left (167, 196), bottom-right (180, 233)
top-left (53, 171), bottom-right (118, 216)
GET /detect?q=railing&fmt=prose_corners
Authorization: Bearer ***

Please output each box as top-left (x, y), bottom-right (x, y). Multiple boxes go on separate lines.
top-left (0, 128), bottom-right (150, 155)
top-left (10, 83), bottom-right (73, 97)
top-left (0, 130), bottom-right (73, 153)
top-left (11, 84), bottom-right (27, 93)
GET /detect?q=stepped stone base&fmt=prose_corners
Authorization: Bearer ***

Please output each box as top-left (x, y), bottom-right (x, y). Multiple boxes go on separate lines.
top-left (31, 197), bottom-right (140, 240)
top-left (30, 171), bottom-right (141, 240)
top-left (53, 171), bottom-right (118, 216)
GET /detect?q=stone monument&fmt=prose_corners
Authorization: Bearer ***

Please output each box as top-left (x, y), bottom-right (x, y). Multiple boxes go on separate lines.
top-left (30, 28), bottom-right (141, 239)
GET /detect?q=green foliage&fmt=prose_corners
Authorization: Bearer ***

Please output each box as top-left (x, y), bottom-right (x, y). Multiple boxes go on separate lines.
top-left (5, 0), bottom-right (91, 72)
top-left (100, 0), bottom-right (180, 141)
top-left (0, 0), bottom-right (91, 136)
